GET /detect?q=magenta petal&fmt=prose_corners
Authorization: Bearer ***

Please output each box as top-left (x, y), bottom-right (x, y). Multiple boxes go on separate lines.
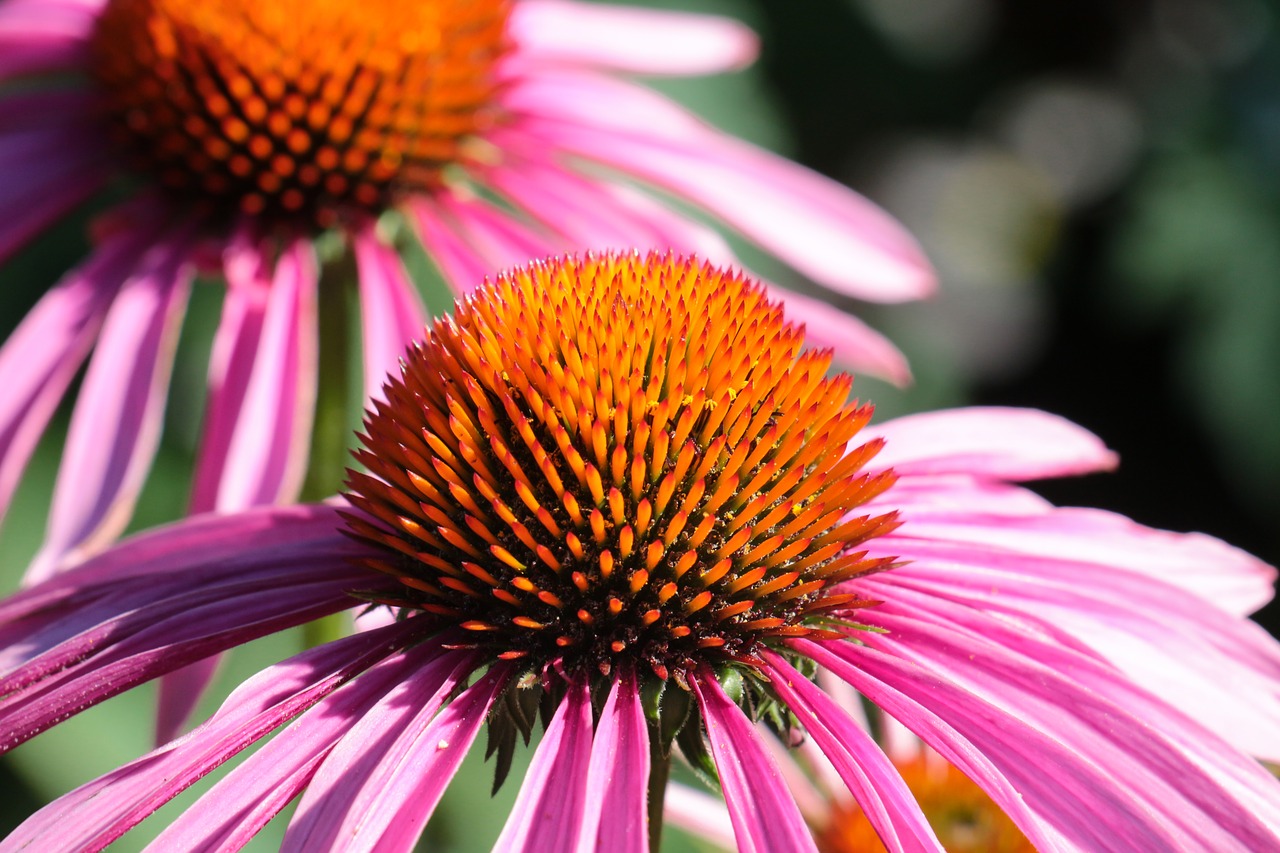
top-left (762, 653), bottom-right (942, 853)
top-left (864, 407), bottom-right (1118, 481)
top-left (189, 236), bottom-right (318, 513)
top-left (664, 784), bottom-right (735, 850)
top-left (353, 227), bottom-right (429, 403)
top-left (509, 0), bottom-right (757, 76)
top-left (435, 194), bottom-right (557, 274)
top-left (26, 233), bottom-right (195, 583)
top-left (575, 671), bottom-right (649, 853)
top-left (0, 130), bottom-right (107, 264)
top-left (689, 670), bottom-right (818, 853)
top-left (406, 197), bottom-right (497, 294)
top-left (4, 620), bottom-right (426, 852)
top-left (494, 677), bottom-right (595, 852)
top-left (0, 227), bottom-right (150, 526)
top-left (283, 662), bottom-right (507, 853)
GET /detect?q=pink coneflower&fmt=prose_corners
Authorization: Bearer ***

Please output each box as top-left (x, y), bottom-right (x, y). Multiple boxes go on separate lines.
top-left (0, 0), bottom-right (932, 585)
top-left (3, 253), bottom-right (1278, 851)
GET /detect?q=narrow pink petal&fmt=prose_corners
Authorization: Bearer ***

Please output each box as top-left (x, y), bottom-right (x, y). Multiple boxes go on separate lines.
top-left (0, 225), bottom-right (152, 526)
top-left (404, 197), bottom-right (496, 294)
top-left (353, 227), bottom-right (429, 403)
top-left (434, 193), bottom-right (557, 274)
top-left (149, 635), bottom-right (455, 853)
top-left (575, 670), bottom-right (649, 853)
top-left (864, 407), bottom-right (1118, 481)
top-left (284, 663), bottom-right (507, 853)
top-left (495, 73), bottom-right (934, 301)
top-left (26, 232), bottom-right (195, 582)
top-left (856, 598), bottom-right (1280, 843)
top-left (766, 284), bottom-right (912, 384)
top-left (879, 503), bottom-right (1277, 616)
top-left (189, 235), bottom-right (317, 513)
top-left (153, 657), bottom-right (221, 745)
top-left (762, 653), bottom-right (943, 853)
top-left (664, 784), bottom-right (734, 851)
top-left (689, 670), bottom-right (818, 853)
top-left (508, 0), bottom-right (757, 76)
top-left (3, 620), bottom-right (427, 852)
top-left (494, 677), bottom-right (595, 852)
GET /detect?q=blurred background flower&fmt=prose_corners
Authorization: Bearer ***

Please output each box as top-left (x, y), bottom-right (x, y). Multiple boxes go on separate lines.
top-left (3, 0), bottom-right (1279, 849)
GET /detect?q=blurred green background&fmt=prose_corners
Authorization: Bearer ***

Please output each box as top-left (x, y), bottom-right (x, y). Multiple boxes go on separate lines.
top-left (3, 0), bottom-right (1279, 848)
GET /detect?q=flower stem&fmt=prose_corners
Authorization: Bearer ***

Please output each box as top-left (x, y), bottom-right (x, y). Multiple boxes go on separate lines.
top-left (647, 726), bottom-right (671, 852)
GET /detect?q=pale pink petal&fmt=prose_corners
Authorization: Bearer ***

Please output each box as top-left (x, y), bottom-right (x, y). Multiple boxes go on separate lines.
top-left (353, 226), bottom-right (429, 403)
top-left (856, 598), bottom-right (1280, 842)
top-left (494, 677), bottom-right (595, 852)
top-left (664, 784), bottom-right (734, 851)
top-left (0, 226), bottom-right (152, 526)
top-left (283, 664), bottom-right (506, 853)
top-left (495, 73), bottom-right (934, 301)
top-left (509, 0), bottom-right (757, 76)
top-left (878, 504), bottom-right (1276, 616)
top-left (864, 407), bottom-right (1118, 481)
top-left (4, 620), bottom-right (427, 852)
top-left (189, 236), bottom-right (318, 513)
top-left (281, 648), bottom-right (481, 851)
top-left (763, 652), bottom-right (943, 853)
top-left (689, 670), bottom-right (818, 853)
top-left (575, 671), bottom-right (649, 853)
top-left (26, 233), bottom-right (195, 582)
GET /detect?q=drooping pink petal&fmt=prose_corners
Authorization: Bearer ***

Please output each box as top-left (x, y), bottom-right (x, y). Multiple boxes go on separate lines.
top-left (405, 197), bottom-right (499, 294)
top-left (353, 226), bottom-right (429, 403)
top-left (689, 670), bottom-right (818, 853)
top-left (495, 72), bottom-right (934, 302)
top-left (26, 231), bottom-right (195, 583)
top-left (762, 652), bottom-right (943, 853)
top-left (0, 225), bottom-right (156, 527)
top-left (3, 619), bottom-right (429, 852)
top-left (434, 193), bottom-right (558, 274)
top-left (664, 784), bottom-right (734, 851)
top-left (574, 670), bottom-right (649, 853)
top-left (509, 0), bottom-right (757, 76)
top-left (189, 235), bottom-right (317, 514)
top-left (148, 634), bottom-right (459, 853)
top-left (877, 503), bottom-right (1276, 616)
top-left (494, 677), bottom-right (595, 852)
top-left (864, 407), bottom-right (1118, 481)
top-left (282, 662), bottom-right (507, 853)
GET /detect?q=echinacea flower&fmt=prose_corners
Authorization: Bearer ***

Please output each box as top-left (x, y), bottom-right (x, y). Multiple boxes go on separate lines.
top-left (3, 252), bottom-right (1278, 852)
top-left (0, 0), bottom-right (933, 585)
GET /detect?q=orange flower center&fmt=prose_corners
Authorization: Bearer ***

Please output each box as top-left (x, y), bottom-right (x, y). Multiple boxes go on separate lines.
top-left (90, 0), bottom-right (509, 226)
top-left (817, 755), bottom-right (1034, 853)
top-left (344, 252), bottom-right (899, 682)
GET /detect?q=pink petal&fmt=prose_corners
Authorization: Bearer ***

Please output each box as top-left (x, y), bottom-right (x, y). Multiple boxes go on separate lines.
top-left (575, 670), bottom-right (649, 853)
top-left (26, 232), bottom-right (195, 582)
top-left (864, 407), bottom-right (1118, 481)
top-left (494, 677), bottom-right (595, 852)
top-left (509, 0), bottom-right (757, 76)
top-left (766, 284), bottom-right (912, 385)
top-left (283, 663), bottom-right (507, 853)
top-left (0, 127), bottom-right (107, 263)
top-left (857, 598), bottom-right (1280, 843)
top-left (404, 197), bottom-right (498, 294)
top-left (434, 193), bottom-right (558, 274)
top-left (353, 226), bottom-right (429, 403)
top-left (189, 235), bottom-right (318, 513)
top-left (664, 784), bottom-right (734, 850)
top-left (689, 670), bottom-right (818, 853)
top-left (495, 72), bottom-right (934, 302)
top-left (0, 226), bottom-right (150, 526)
top-left (4, 620), bottom-right (427, 852)
top-left (762, 652), bottom-right (943, 853)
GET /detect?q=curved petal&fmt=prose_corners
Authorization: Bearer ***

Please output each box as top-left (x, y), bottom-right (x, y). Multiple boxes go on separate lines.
top-left (0, 225), bottom-right (154, 527)
top-left (762, 653), bottom-right (943, 853)
top-left (494, 677), bottom-right (595, 852)
top-left (575, 670), bottom-right (649, 853)
top-left (405, 197), bottom-right (502, 295)
top-left (495, 72), bottom-right (934, 302)
top-left (664, 784), bottom-right (734, 851)
top-left (353, 227), bottom-right (429, 404)
top-left (864, 407), bottom-right (1118, 481)
top-left (3, 620), bottom-right (427, 852)
top-left (689, 670), bottom-right (818, 853)
top-left (509, 0), bottom-right (757, 76)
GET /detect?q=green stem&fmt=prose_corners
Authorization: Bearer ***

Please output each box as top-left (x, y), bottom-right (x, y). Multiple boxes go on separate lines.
top-left (647, 725), bottom-right (672, 852)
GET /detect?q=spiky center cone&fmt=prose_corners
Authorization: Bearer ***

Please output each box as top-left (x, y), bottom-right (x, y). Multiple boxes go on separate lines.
top-left (817, 755), bottom-right (1034, 853)
top-left (345, 252), bottom-right (899, 683)
top-left (90, 0), bottom-right (509, 226)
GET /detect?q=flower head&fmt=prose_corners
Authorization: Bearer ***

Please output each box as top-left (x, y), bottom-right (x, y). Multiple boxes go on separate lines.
top-left (1, 0), bottom-right (932, 586)
top-left (2, 253), bottom-right (1279, 852)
